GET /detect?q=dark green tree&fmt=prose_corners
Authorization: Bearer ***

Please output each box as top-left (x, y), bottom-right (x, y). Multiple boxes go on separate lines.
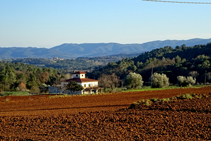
top-left (0, 66), bottom-right (16, 91)
top-left (65, 81), bottom-right (84, 94)
top-left (27, 73), bottom-right (37, 89)
top-left (17, 73), bottom-right (27, 84)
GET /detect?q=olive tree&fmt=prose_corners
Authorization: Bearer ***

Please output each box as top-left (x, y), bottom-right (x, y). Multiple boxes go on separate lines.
top-left (125, 72), bottom-right (144, 89)
top-left (177, 76), bottom-right (196, 87)
top-left (151, 73), bottom-right (169, 88)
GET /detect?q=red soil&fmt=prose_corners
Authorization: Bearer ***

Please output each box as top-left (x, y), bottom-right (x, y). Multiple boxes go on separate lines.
top-left (0, 86), bottom-right (210, 140)
top-left (0, 86), bottom-right (211, 116)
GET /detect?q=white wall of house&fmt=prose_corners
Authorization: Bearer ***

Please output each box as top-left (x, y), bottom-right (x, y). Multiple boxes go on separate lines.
top-left (81, 82), bottom-right (98, 88)
top-left (61, 81), bottom-right (98, 89)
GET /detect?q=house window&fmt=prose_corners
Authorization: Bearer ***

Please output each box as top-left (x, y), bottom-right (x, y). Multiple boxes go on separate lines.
top-left (89, 84), bottom-right (91, 87)
top-left (84, 84), bottom-right (86, 87)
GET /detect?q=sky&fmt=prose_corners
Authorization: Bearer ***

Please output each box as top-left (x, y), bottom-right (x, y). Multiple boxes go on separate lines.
top-left (0, 0), bottom-right (211, 48)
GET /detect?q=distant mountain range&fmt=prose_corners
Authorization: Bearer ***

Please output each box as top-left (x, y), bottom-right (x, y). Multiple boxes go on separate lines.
top-left (0, 38), bottom-right (211, 59)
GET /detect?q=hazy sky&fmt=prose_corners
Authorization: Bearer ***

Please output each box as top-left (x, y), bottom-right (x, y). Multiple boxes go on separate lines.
top-left (0, 0), bottom-right (210, 48)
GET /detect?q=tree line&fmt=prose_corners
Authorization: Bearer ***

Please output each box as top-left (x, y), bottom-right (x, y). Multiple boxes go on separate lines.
top-left (0, 62), bottom-right (60, 93)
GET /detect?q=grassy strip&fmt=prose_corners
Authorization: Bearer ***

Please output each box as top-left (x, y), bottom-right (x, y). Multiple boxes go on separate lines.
top-left (122, 85), bottom-right (211, 92)
top-left (0, 91), bottom-right (30, 97)
top-left (49, 94), bottom-right (69, 99)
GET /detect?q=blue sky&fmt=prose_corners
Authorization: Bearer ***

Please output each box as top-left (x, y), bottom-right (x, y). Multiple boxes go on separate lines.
top-left (0, 0), bottom-right (210, 48)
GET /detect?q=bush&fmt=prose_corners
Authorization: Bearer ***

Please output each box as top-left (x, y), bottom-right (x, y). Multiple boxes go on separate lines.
top-left (145, 101), bottom-right (151, 106)
top-left (125, 72), bottom-right (144, 89)
top-left (151, 73), bottom-right (169, 88)
top-left (177, 76), bottom-right (196, 87)
top-left (30, 86), bottom-right (40, 94)
top-left (150, 98), bottom-right (159, 102)
top-left (183, 94), bottom-right (193, 99)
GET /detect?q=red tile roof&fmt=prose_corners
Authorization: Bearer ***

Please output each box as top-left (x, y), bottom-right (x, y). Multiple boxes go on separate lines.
top-left (73, 71), bottom-right (86, 74)
top-left (65, 78), bottom-right (98, 83)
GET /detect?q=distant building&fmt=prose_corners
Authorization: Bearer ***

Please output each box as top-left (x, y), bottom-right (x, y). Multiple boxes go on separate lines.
top-left (53, 57), bottom-right (59, 60)
top-left (53, 57), bottom-right (64, 61)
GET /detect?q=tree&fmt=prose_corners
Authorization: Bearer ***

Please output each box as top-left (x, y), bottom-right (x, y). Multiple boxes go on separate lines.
top-left (39, 83), bottom-right (49, 94)
top-left (53, 77), bottom-right (65, 94)
top-left (0, 66), bottom-right (16, 91)
top-left (65, 81), bottom-right (84, 94)
top-left (99, 73), bottom-right (119, 91)
top-left (177, 76), bottom-right (196, 87)
top-left (207, 72), bottom-right (211, 83)
top-left (201, 60), bottom-right (210, 69)
top-left (30, 85), bottom-right (40, 94)
top-left (189, 71), bottom-right (199, 79)
top-left (181, 44), bottom-right (187, 50)
top-left (109, 73), bottom-right (119, 90)
top-left (125, 72), bottom-right (144, 89)
top-left (27, 73), bottom-right (37, 89)
top-left (16, 82), bottom-right (27, 91)
top-left (37, 71), bottom-right (49, 84)
top-left (151, 73), bottom-right (169, 88)
top-left (99, 74), bottom-right (110, 91)
top-left (17, 73), bottom-right (27, 84)
top-left (175, 55), bottom-right (182, 64)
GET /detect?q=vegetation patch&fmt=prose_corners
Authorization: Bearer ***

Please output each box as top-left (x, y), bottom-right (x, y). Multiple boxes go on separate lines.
top-left (0, 91), bottom-right (30, 97)
top-left (49, 94), bottom-right (69, 99)
top-left (129, 93), bottom-right (210, 109)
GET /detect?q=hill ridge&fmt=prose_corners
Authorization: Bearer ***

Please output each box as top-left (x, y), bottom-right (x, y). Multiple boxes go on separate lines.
top-left (0, 38), bottom-right (211, 59)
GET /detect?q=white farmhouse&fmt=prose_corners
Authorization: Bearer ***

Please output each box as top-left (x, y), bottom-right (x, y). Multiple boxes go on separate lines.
top-left (61, 71), bottom-right (102, 94)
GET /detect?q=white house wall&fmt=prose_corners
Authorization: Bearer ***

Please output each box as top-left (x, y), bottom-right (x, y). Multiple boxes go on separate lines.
top-left (81, 82), bottom-right (98, 88)
top-left (61, 81), bottom-right (98, 89)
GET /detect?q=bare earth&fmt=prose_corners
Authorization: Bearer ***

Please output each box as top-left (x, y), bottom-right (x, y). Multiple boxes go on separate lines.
top-left (0, 86), bottom-right (210, 140)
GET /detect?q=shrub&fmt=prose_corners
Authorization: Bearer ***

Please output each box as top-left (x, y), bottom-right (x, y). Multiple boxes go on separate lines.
top-left (151, 73), bottom-right (169, 88)
top-left (145, 101), bottom-right (151, 106)
top-left (196, 95), bottom-right (203, 99)
top-left (138, 99), bottom-right (146, 103)
top-left (183, 93), bottom-right (193, 99)
top-left (160, 98), bottom-right (171, 102)
top-left (18, 82), bottom-right (27, 91)
top-left (150, 98), bottom-right (159, 102)
top-left (125, 72), bottom-right (144, 89)
top-left (30, 86), bottom-right (40, 94)
top-left (177, 76), bottom-right (196, 87)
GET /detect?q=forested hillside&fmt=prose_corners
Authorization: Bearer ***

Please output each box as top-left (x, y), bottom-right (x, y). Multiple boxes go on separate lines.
top-left (88, 43), bottom-right (211, 85)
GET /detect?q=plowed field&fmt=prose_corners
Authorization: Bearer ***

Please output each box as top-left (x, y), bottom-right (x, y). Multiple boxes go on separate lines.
top-left (0, 86), bottom-right (211, 140)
